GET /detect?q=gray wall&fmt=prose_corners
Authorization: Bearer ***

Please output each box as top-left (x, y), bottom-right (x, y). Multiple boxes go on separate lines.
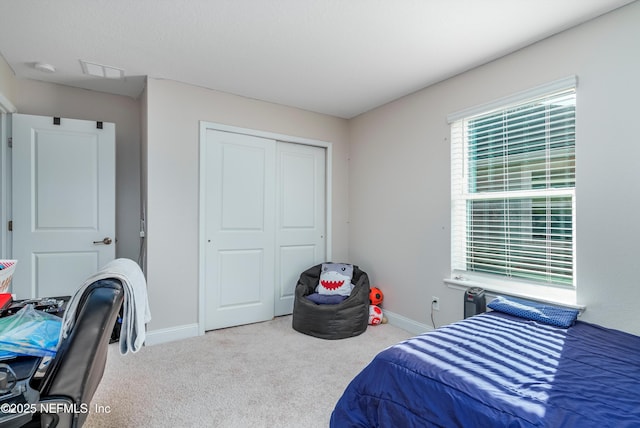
top-left (348, 1), bottom-right (640, 335)
top-left (144, 79), bottom-right (350, 334)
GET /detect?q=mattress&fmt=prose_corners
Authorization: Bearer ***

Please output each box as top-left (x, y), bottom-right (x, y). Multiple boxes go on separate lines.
top-left (331, 311), bottom-right (640, 427)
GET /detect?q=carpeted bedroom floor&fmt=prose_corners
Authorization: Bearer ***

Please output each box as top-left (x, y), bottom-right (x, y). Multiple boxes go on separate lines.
top-left (84, 315), bottom-right (413, 428)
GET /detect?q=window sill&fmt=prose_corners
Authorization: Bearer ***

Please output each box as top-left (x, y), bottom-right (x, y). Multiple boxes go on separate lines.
top-left (443, 277), bottom-right (585, 313)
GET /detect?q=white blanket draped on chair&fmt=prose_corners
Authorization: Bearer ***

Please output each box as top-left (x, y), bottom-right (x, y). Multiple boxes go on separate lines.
top-left (60, 258), bottom-right (151, 354)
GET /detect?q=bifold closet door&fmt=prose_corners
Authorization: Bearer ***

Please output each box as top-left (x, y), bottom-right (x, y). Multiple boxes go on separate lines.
top-left (204, 129), bottom-right (326, 330)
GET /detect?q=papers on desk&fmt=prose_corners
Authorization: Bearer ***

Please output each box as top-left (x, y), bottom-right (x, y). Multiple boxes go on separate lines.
top-left (0, 305), bottom-right (61, 360)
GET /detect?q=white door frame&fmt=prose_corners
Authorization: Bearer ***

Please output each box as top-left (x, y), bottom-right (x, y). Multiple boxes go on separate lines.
top-left (198, 121), bottom-right (333, 336)
top-left (0, 93), bottom-right (17, 260)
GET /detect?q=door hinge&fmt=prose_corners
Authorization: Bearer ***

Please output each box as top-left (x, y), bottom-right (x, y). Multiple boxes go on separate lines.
top-left (7, 137), bottom-right (12, 148)
top-left (7, 221), bottom-right (12, 231)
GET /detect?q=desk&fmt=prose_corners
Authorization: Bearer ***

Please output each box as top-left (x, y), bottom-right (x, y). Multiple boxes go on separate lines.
top-left (0, 297), bottom-right (68, 427)
top-left (0, 296), bottom-right (69, 318)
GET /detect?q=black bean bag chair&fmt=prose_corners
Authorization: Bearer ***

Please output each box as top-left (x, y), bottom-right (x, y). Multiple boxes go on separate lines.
top-left (292, 263), bottom-right (370, 339)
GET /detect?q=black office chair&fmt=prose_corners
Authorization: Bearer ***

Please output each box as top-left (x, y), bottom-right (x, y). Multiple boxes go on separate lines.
top-left (22, 278), bottom-right (124, 428)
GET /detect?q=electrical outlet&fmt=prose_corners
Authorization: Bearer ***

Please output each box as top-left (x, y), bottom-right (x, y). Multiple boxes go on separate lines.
top-left (432, 296), bottom-right (440, 311)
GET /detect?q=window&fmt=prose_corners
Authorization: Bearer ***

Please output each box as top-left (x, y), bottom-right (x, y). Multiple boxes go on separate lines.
top-left (450, 78), bottom-right (576, 289)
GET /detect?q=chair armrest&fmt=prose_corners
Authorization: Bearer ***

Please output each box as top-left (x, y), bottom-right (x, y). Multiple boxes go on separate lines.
top-left (35, 396), bottom-right (84, 428)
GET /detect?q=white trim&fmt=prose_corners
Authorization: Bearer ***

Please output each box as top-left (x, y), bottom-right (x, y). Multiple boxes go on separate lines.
top-left (198, 125), bottom-right (207, 336)
top-left (447, 75), bottom-right (577, 123)
top-left (383, 309), bottom-right (433, 336)
top-left (0, 92), bottom-right (17, 114)
top-left (325, 145), bottom-right (333, 262)
top-left (198, 121), bottom-right (333, 336)
top-left (0, 114), bottom-right (6, 258)
top-left (144, 323), bottom-right (201, 346)
top-left (0, 92), bottom-right (16, 259)
top-left (464, 187), bottom-right (574, 201)
top-left (444, 277), bottom-right (585, 312)
top-left (198, 122), bottom-right (333, 149)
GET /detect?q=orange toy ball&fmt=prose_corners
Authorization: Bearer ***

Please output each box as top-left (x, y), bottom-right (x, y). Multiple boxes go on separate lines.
top-left (369, 287), bottom-right (384, 306)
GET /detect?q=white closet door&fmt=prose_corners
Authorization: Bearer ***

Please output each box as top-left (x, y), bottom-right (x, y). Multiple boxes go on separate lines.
top-left (11, 114), bottom-right (115, 298)
top-left (274, 142), bottom-right (326, 316)
top-left (203, 129), bottom-right (327, 330)
top-left (204, 130), bottom-right (276, 330)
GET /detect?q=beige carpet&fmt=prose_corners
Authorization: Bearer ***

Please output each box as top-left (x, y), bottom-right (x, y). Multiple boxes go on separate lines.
top-left (84, 316), bottom-right (413, 428)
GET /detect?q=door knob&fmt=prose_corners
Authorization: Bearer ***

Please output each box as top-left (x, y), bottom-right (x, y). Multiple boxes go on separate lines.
top-left (93, 237), bottom-right (113, 245)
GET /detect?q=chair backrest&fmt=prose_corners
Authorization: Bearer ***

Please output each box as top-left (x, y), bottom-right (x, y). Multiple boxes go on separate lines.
top-left (37, 278), bottom-right (124, 426)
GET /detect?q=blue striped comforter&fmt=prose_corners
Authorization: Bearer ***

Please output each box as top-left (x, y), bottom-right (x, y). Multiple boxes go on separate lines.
top-left (331, 312), bottom-right (640, 427)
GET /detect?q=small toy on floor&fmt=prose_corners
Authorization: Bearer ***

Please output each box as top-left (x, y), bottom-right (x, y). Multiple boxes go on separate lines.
top-left (369, 305), bottom-right (383, 325)
top-left (368, 287), bottom-right (388, 325)
top-left (369, 287), bottom-right (383, 306)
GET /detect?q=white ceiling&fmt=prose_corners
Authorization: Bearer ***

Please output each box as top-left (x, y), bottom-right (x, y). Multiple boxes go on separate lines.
top-left (0, 0), bottom-right (635, 118)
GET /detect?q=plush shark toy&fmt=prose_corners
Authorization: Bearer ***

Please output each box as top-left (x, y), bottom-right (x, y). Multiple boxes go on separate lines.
top-left (317, 263), bottom-right (354, 296)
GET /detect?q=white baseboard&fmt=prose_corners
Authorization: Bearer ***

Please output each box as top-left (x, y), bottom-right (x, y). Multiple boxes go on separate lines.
top-left (145, 323), bottom-right (200, 346)
top-left (143, 313), bottom-right (429, 345)
top-left (383, 310), bottom-right (434, 336)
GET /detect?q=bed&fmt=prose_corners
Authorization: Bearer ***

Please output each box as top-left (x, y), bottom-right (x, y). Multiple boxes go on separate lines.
top-left (331, 297), bottom-right (640, 427)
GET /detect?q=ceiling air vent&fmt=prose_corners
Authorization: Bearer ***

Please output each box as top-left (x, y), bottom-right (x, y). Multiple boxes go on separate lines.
top-left (79, 60), bottom-right (124, 79)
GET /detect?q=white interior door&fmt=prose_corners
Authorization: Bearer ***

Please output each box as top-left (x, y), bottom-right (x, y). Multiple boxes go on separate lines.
top-left (204, 130), bottom-right (276, 330)
top-left (11, 113), bottom-right (115, 298)
top-left (274, 142), bottom-right (326, 316)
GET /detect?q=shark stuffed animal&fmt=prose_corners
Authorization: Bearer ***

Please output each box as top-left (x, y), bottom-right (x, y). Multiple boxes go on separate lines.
top-left (316, 263), bottom-right (354, 296)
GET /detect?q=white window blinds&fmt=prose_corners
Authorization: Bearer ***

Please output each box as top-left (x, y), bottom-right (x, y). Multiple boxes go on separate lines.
top-left (451, 84), bottom-right (576, 287)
